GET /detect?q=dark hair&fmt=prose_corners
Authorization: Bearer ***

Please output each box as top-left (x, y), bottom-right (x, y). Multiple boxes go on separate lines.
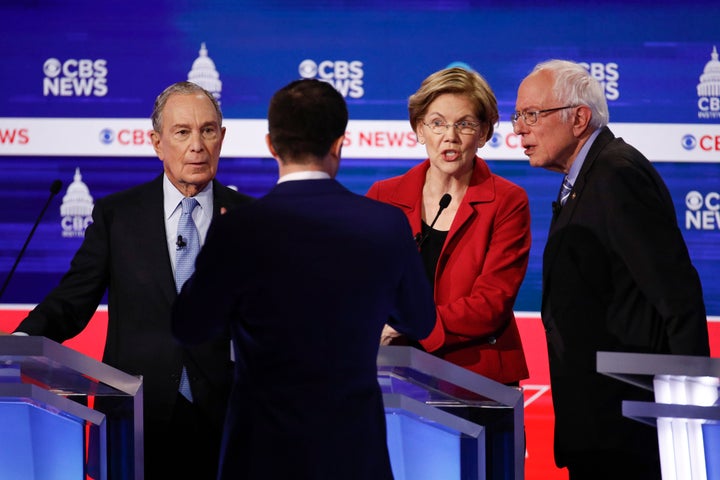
top-left (151, 81), bottom-right (222, 132)
top-left (267, 79), bottom-right (348, 161)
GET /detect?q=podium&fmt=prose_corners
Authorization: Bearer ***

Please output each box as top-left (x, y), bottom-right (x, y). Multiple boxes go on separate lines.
top-left (378, 346), bottom-right (524, 480)
top-left (0, 336), bottom-right (143, 480)
top-left (597, 351), bottom-right (720, 480)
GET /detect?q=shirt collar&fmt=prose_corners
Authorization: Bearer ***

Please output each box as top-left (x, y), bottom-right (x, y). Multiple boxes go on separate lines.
top-left (163, 174), bottom-right (214, 219)
top-left (277, 171), bottom-right (331, 184)
top-left (567, 128), bottom-right (601, 185)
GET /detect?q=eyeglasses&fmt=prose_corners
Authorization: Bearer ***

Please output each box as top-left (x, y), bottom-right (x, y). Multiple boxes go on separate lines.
top-left (510, 106), bottom-right (576, 126)
top-left (422, 119), bottom-right (481, 135)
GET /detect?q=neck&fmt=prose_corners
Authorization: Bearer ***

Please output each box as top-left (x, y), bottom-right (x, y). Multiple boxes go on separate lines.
top-left (277, 153), bottom-right (338, 178)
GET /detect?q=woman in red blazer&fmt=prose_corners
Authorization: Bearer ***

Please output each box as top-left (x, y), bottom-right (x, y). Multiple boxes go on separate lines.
top-left (367, 67), bottom-right (532, 386)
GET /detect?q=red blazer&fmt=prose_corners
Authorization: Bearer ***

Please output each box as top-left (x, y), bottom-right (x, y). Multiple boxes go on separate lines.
top-left (367, 157), bottom-right (531, 384)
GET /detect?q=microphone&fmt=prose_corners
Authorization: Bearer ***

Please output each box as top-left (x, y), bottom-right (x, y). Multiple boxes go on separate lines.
top-left (0, 179), bottom-right (63, 300)
top-left (416, 193), bottom-right (452, 249)
top-left (176, 235), bottom-right (187, 250)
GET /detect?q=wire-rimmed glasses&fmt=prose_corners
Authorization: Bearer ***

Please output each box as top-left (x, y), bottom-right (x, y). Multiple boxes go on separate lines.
top-left (510, 105), bottom-right (576, 126)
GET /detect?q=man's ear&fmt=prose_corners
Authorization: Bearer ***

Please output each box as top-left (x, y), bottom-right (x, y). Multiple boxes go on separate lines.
top-left (150, 130), bottom-right (163, 158)
top-left (330, 135), bottom-right (345, 159)
top-left (265, 133), bottom-right (278, 159)
top-left (573, 105), bottom-right (592, 136)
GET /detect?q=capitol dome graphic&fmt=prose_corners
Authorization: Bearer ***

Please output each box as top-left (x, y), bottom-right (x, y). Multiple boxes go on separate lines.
top-left (697, 45), bottom-right (720, 97)
top-left (188, 43), bottom-right (222, 102)
top-left (61, 167), bottom-right (94, 238)
top-left (61, 167), bottom-right (93, 217)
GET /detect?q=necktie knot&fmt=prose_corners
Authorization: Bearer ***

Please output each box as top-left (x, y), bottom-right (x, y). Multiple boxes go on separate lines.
top-left (181, 197), bottom-right (199, 215)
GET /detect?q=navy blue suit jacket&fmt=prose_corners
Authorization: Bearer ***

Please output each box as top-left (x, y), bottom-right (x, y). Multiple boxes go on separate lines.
top-left (173, 178), bottom-right (435, 480)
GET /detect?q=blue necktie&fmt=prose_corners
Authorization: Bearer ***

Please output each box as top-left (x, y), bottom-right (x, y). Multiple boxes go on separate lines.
top-left (559, 176), bottom-right (573, 206)
top-left (175, 197), bottom-right (200, 402)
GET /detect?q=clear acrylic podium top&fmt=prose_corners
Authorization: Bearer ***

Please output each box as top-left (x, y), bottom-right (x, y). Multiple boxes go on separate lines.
top-left (377, 345), bottom-right (522, 407)
top-left (377, 345), bottom-right (524, 480)
top-left (0, 335), bottom-right (144, 480)
top-left (0, 335), bottom-right (142, 397)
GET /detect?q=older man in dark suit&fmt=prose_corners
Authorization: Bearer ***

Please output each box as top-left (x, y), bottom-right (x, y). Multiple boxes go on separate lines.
top-left (14, 81), bottom-right (253, 479)
top-left (513, 59), bottom-right (710, 480)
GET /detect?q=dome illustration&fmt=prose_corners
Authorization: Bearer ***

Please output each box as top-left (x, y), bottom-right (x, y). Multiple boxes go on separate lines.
top-left (188, 42), bottom-right (222, 102)
top-left (61, 167), bottom-right (94, 217)
top-left (697, 46), bottom-right (720, 97)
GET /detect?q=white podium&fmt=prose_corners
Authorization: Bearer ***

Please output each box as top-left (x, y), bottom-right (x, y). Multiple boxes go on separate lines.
top-left (597, 351), bottom-right (720, 480)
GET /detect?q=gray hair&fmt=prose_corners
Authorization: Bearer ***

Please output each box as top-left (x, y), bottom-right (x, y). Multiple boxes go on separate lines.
top-left (532, 59), bottom-right (609, 129)
top-left (151, 81), bottom-right (222, 132)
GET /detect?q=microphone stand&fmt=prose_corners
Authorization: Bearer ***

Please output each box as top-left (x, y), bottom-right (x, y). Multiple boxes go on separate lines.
top-left (0, 180), bottom-right (63, 300)
top-left (416, 193), bottom-right (452, 249)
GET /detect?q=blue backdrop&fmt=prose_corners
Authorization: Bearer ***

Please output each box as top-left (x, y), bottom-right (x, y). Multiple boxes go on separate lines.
top-left (1, 0), bottom-right (719, 314)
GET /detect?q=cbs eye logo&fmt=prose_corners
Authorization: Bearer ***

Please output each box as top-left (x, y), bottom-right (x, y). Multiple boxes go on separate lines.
top-left (685, 190), bottom-right (704, 210)
top-left (682, 134), bottom-right (697, 151)
top-left (43, 58), bottom-right (62, 77)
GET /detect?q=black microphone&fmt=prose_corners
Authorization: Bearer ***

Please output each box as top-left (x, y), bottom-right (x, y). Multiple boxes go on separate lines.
top-left (176, 235), bottom-right (187, 250)
top-left (416, 193), bottom-right (452, 249)
top-left (0, 179), bottom-right (63, 300)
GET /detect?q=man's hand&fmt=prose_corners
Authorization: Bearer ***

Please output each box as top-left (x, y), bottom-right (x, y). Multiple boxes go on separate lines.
top-left (380, 324), bottom-right (401, 346)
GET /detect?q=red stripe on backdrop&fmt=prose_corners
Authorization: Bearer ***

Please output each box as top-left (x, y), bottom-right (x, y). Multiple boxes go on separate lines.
top-left (0, 307), bottom-right (108, 361)
top-left (1, 308), bottom-right (719, 480)
top-left (516, 315), bottom-right (568, 480)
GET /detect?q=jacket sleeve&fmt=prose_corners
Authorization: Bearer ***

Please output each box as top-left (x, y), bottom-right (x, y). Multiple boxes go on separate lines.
top-left (14, 200), bottom-right (110, 342)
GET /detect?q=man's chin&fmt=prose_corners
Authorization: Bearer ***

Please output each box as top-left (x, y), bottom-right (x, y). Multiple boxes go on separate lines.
top-left (183, 169), bottom-right (214, 185)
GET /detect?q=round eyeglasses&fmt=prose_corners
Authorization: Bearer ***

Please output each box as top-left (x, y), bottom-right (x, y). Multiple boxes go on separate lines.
top-left (510, 105), bottom-right (576, 126)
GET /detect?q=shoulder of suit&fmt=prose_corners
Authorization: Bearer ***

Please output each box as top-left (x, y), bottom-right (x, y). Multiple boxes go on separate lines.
top-left (213, 182), bottom-right (254, 210)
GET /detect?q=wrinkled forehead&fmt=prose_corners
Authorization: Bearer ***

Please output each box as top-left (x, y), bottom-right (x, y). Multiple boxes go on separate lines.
top-left (516, 71), bottom-right (555, 110)
top-left (162, 93), bottom-right (219, 126)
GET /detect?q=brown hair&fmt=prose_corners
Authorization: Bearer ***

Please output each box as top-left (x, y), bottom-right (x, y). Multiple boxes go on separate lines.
top-left (408, 67), bottom-right (498, 142)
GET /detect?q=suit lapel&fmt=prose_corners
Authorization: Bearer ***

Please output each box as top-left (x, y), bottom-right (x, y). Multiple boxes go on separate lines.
top-left (211, 179), bottom-right (235, 219)
top-left (542, 127), bottom-right (616, 310)
top-left (445, 158), bottom-right (493, 253)
top-left (139, 175), bottom-right (178, 304)
top-left (548, 127), bottom-right (614, 234)
top-left (385, 163), bottom-right (425, 236)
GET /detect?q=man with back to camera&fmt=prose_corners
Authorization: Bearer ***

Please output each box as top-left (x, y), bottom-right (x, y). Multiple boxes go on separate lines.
top-left (11, 81), bottom-right (253, 479)
top-left (513, 59), bottom-right (710, 480)
top-left (172, 78), bottom-right (436, 480)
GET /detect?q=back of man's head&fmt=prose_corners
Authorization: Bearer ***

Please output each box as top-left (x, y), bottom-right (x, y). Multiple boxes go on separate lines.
top-left (268, 79), bottom-right (348, 161)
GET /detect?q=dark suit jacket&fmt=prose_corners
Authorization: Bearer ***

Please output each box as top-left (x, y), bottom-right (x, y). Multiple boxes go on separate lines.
top-left (542, 127), bottom-right (710, 466)
top-left (173, 178), bottom-right (436, 480)
top-left (15, 174), bottom-right (252, 470)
